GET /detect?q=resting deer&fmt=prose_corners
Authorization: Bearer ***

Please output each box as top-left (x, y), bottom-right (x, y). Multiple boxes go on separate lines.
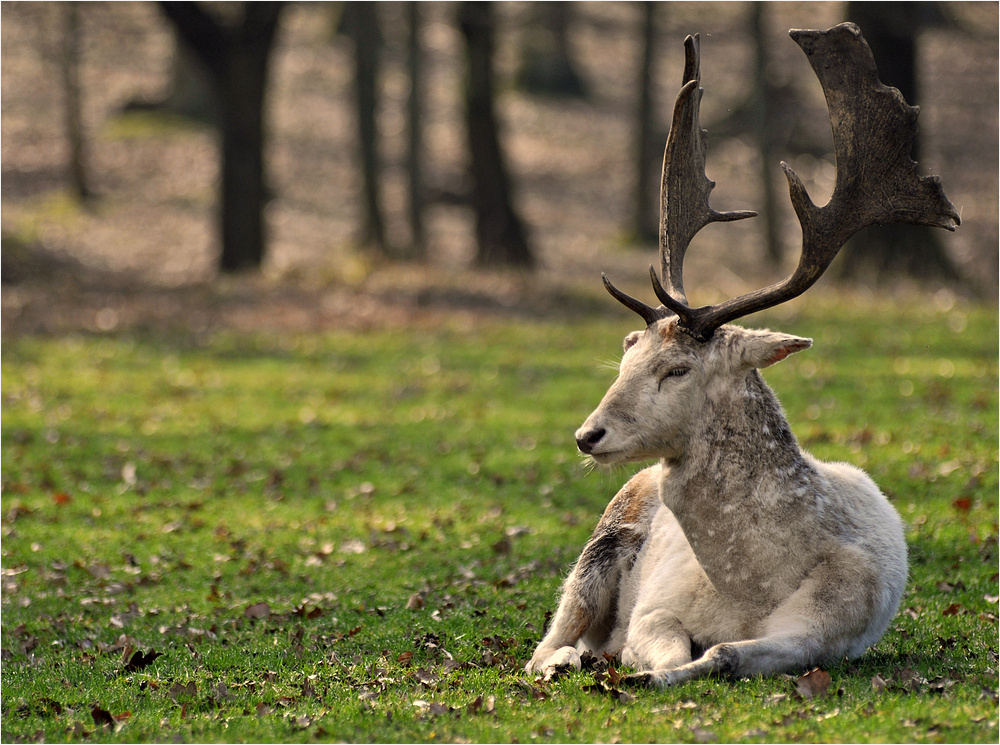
top-left (525, 24), bottom-right (959, 688)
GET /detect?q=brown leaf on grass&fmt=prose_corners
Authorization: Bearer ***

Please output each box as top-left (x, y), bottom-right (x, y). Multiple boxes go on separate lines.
top-left (942, 603), bottom-right (962, 616)
top-left (414, 668), bottom-right (440, 687)
top-left (893, 667), bottom-right (927, 692)
top-left (91, 705), bottom-right (115, 729)
top-left (98, 634), bottom-right (136, 654)
top-left (123, 649), bottom-right (163, 673)
top-left (244, 602), bottom-right (271, 619)
top-left (514, 679), bottom-right (550, 701)
top-left (68, 721), bottom-right (92, 738)
top-left (491, 537), bottom-right (512, 555)
top-left (86, 563), bottom-right (112, 580)
top-left (292, 604), bottom-right (323, 619)
top-left (795, 668), bottom-right (832, 700)
top-left (928, 677), bottom-right (957, 694)
top-left (692, 726), bottom-right (717, 743)
top-left (397, 651), bottom-right (413, 666)
top-left (37, 697), bottom-right (64, 715)
top-left (442, 658), bottom-right (464, 674)
top-left (168, 681), bottom-right (197, 702)
top-left (405, 593), bottom-right (425, 610)
top-left (256, 701), bottom-right (271, 717)
top-left (53, 492), bottom-right (73, 506)
top-left (872, 673), bottom-right (889, 693)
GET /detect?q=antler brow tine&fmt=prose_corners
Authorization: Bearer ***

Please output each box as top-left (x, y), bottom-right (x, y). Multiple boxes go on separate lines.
top-left (601, 273), bottom-right (669, 328)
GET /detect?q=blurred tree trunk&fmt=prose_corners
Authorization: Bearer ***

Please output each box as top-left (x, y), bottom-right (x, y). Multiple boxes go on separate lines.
top-left (163, 41), bottom-right (218, 124)
top-left (460, 3), bottom-right (534, 269)
top-left (748, 3), bottom-right (782, 267)
top-left (406, 1), bottom-right (426, 258)
top-left (343, 2), bottom-right (389, 257)
top-left (516, 1), bottom-right (587, 98)
top-left (61, 2), bottom-right (91, 202)
top-left (159, 2), bottom-right (283, 274)
top-left (632, 1), bottom-right (658, 242)
top-left (839, 2), bottom-right (960, 282)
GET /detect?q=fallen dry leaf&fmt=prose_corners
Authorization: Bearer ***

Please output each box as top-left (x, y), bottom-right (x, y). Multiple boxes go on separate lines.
top-left (405, 593), bottom-right (425, 610)
top-left (168, 681), bottom-right (197, 702)
top-left (123, 649), bottom-right (163, 673)
top-left (414, 668), bottom-right (440, 687)
top-left (211, 682), bottom-right (233, 703)
top-left (91, 705), bottom-right (115, 729)
top-left (795, 668), bottom-right (832, 700)
top-left (244, 602), bottom-right (271, 619)
top-left (893, 668), bottom-right (928, 692)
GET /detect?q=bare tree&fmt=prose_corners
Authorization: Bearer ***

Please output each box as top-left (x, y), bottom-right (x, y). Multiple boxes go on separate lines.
top-left (516, 1), bottom-right (588, 98)
top-left (159, 2), bottom-right (283, 273)
top-left (631, 2), bottom-right (659, 242)
top-left (459, 3), bottom-right (534, 269)
top-left (60, 2), bottom-right (91, 202)
top-left (747, 3), bottom-right (783, 266)
top-left (341, 2), bottom-right (389, 258)
top-left (406, 1), bottom-right (426, 258)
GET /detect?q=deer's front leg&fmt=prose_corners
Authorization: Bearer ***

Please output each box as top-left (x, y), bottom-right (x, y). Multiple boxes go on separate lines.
top-left (526, 468), bottom-right (661, 675)
top-left (525, 531), bottom-right (622, 675)
top-left (620, 608), bottom-right (693, 672)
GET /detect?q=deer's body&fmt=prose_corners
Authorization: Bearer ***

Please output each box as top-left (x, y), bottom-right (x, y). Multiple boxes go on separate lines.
top-left (526, 321), bottom-right (908, 686)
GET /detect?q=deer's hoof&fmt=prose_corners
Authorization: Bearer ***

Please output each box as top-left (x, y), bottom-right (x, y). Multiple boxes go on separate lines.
top-left (621, 671), bottom-right (657, 688)
top-left (525, 646), bottom-right (581, 677)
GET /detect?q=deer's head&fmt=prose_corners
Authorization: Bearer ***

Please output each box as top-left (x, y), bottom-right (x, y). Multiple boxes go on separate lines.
top-left (575, 317), bottom-right (811, 464)
top-left (577, 24), bottom-right (958, 463)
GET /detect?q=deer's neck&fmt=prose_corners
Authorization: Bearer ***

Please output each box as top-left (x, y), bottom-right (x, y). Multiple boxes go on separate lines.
top-left (661, 370), bottom-right (820, 602)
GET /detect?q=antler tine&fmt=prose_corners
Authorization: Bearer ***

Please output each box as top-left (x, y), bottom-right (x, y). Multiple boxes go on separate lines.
top-left (659, 34), bottom-right (757, 306)
top-left (675, 23), bottom-right (960, 341)
top-left (601, 273), bottom-right (669, 327)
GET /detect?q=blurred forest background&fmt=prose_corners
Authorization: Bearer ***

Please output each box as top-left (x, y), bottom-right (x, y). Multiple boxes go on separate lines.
top-left (2, 1), bottom-right (997, 336)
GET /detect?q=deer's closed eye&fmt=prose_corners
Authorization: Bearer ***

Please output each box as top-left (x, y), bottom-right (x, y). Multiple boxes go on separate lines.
top-left (658, 367), bottom-right (689, 390)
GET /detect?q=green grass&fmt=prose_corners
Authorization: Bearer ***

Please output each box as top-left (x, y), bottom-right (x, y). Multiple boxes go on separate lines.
top-left (2, 297), bottom-right (997, 743)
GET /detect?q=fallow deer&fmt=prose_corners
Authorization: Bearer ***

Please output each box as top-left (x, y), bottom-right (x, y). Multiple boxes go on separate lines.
top-left (525, 23), bottom-right (959, 688)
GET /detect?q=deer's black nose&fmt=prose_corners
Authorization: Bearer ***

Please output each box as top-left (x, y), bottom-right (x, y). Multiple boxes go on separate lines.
top-left (576, 427), bottom-right (606, 454)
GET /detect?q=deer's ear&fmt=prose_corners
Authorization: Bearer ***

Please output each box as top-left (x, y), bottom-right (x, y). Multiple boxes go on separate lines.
top-left (623, 331), bottom-right (643, 353)
top-left (738, 330), bottom-right (812, 369)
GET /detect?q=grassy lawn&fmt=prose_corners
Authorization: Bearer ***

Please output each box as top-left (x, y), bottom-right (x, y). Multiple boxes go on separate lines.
top-left (2, 296), bottom-right (997, 743)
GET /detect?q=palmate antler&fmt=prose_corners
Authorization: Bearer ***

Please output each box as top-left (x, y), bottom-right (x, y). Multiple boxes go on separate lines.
top-left (605, 23), bottom-right (961, 341)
